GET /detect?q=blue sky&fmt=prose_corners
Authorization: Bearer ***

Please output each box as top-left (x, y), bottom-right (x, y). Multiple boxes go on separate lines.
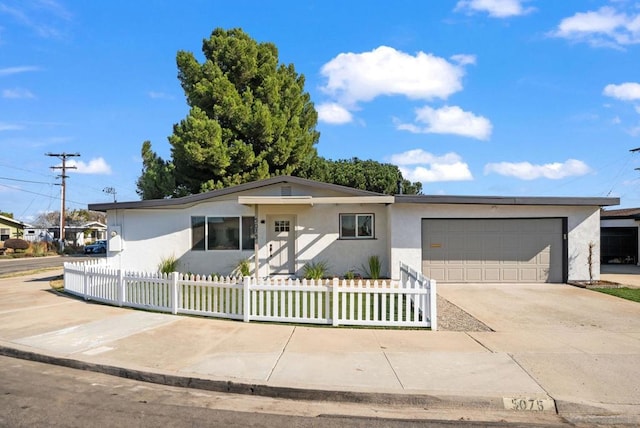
top-left (2, 0), bottom-right (640, 223)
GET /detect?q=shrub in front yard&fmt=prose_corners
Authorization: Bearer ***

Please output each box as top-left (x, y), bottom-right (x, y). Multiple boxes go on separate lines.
top-left (3, 238), bottom-right (29, 253)
top-left (158, 255), bottom-right (178, 274)
top-left (303, 260), bottom-right (329, 280)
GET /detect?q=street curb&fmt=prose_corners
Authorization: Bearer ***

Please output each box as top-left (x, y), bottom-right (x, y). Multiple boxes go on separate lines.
top-left (0, 344), bottom-right (520, 411)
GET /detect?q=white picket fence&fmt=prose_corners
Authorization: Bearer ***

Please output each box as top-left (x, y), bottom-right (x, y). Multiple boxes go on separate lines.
top-left (63, 260), bottom-right (436, 329)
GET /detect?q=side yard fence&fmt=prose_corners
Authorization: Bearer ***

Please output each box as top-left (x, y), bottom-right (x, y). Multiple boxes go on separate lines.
top-left (63, 260), bottom-right (436, 329)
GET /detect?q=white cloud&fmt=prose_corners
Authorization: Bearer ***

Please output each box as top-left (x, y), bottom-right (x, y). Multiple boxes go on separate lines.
top-left (2, 88), bottom-right (35, 99)
top-left (320, 46), bottom-right (466, 106)
top-left (148, 91), bottom-right (174, 100)
top-left (0, 122), bottom-right (23, 131)
top-left (450, 54), bottom-right (477, 66)
top-left (0, 1), bottom-right (71, 39)
top-left (316, 102), bottom-right (353, 124)
top-left (603, 82), bottom-right (640, 101)
top-left (0, 66), bottom-right (39, 77)
top-left (455, 0), bottom-right (534, 18)
top-left (397, 105), bottom-right (492, 140)
top-left (66, 157), bottom-right (112, 174)
top-left (484, 159), bottom-right (591, 180)
top-left (551, 6), bottom-right (640, 48)
top-left (390, 149), bottom-right (473, 182)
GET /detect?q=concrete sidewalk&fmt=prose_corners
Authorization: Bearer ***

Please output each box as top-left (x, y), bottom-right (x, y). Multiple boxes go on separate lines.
top-left (1, 272), bottom-right (640, 425)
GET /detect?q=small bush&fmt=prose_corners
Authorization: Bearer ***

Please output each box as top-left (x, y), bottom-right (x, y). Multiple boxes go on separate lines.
top-left (158, 255), bottom-right (178, 274)
top-left (362, 255), bottom-right (382, 279)
top-left (233, 258), bottom-right (251, 277)
top-left (303, 260), bottom-right (329, 280)
top-left (3, 238), bottom-right (29, 252)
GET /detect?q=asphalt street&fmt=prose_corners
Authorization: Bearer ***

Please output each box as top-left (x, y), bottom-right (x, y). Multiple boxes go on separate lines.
top-left (0, 255), bottom-right (94, 276)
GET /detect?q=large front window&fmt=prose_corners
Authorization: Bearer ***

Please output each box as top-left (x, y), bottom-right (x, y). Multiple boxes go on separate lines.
top-left (191, 216), bottom-right (255, 251)
top-left (339, 214), bottom-right (374, 239)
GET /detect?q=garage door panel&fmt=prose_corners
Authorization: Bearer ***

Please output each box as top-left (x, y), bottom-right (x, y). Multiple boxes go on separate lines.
top-left (465, 268), bottom-right (482, 282)
top-left (484, 268), bottom-right (501, 281)
top-left (502, 268), bottom-right (518, 281)
top-left (422, 219), bottom-right (563, 283)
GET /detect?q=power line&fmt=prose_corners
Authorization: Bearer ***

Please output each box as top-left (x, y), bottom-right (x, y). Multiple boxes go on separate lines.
top-left (0, 182), bottom-right (86, 205)
top-left (0, 176), bottom-right (53, 185)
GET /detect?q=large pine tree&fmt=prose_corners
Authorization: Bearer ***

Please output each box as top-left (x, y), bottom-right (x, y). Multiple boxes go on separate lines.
top-left (137, 28), bottom-right (421, 199)
top-left (137, 28), bottom-right (319, 198)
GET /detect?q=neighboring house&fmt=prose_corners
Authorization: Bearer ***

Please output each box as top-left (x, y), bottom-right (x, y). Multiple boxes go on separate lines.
top-left (600, 208), bottom-right (640, 265)
top-left (89, 176), bottom-right (618, 283)
top-left (0, 214), bottom-right (30, 242)
top-left (24, 222), bottom-right (107, 246)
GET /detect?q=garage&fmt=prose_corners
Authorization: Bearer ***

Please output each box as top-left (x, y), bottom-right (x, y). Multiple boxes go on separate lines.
top-left (422, 218), bottom-right (566, 283)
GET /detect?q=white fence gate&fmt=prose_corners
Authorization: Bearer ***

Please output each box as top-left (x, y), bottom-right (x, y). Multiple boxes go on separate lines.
top-left (64, 261), bottom-right (436, 329)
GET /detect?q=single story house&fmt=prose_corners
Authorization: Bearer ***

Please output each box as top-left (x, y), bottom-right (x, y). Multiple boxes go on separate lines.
top-left (24, 222), bottom-right (107, 246)
top-left (600, 208), bottom-right (640, 265)
top-left (0, 214), bottom-right (30, 242)
top-left (89, 176), bottom-right (619, 283)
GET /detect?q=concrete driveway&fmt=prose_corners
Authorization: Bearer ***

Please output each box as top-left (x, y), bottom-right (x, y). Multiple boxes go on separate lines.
top-left (437, 282), bottom-right (640, 419)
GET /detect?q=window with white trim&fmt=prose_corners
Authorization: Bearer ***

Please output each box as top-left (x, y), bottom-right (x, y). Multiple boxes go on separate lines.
top-left (339, 214), bottom-right (374, 239)
top-left (191, 216), bottom-right (255, 251)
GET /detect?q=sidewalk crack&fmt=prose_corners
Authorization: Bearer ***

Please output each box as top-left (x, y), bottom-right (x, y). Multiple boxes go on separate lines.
top-left (382, 351), bottom-right (405, 390)
top-left (266, 326), bottom-right (295, 382)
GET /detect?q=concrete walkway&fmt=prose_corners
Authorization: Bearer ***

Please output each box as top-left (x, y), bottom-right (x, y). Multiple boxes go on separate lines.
top-left (1, 271), bottom-right (640, 425)
top-left (601, 264), bottom-right (640, 287)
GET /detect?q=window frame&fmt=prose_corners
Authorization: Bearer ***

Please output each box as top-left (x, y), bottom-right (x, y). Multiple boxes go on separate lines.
top-left (191, 216), bottom-right (255, 251)
top-left (339, 213), bottom-right (375, 240)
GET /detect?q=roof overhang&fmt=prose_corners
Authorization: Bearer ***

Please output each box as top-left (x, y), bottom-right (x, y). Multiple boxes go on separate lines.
top-left (238, 196), bottom-right (394, 205)
top-left (395, 195), bottom-right (620, 207)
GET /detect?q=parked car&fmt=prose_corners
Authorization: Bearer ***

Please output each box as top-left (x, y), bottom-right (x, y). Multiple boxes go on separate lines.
top-left (84, 240), bottom-right (107, 254)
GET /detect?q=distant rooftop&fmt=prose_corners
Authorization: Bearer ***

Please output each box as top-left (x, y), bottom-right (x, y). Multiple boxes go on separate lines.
top-left (601, 208), bottom-right (640, 219)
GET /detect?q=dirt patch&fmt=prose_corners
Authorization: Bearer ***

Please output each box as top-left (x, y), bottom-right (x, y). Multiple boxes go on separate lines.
top-left (568, 280), bottom-right (623, 289)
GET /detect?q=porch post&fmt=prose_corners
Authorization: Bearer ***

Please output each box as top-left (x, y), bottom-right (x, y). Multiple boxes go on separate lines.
top-left (254, 204), bottom-right (259, 280)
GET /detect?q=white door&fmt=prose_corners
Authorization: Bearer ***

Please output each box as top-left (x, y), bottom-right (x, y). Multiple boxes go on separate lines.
top-left (267, 215), bottom-right (295, 274)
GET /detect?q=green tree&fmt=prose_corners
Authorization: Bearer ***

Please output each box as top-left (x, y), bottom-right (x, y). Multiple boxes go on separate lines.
top-left (137, 28), bottom-right (319, 197)
top-left (136, 141), bottom-right (176, 199)
top-left (300, 156), bottom-right (422, 195)
top-left (0, 211), bottom-right (13, 218)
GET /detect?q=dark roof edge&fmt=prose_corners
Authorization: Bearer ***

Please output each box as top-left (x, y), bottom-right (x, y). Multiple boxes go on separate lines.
top-left (89, 176), bottom-right (385, 211)
top-left (395, 195), bottom-right (620, 207)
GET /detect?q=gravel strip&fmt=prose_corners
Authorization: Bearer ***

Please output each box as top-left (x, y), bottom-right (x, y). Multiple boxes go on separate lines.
top-left (437, 295), bottom-right (492, 332)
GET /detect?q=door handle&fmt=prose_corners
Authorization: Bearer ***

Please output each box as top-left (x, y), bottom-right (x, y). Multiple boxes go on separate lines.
top-left (269, 244), bottom-right (273, 257)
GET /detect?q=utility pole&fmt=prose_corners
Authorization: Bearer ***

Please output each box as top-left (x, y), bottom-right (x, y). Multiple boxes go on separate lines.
top-left (46, 152), bottom-right (80, 250)
top-left (103, 186), bottom-right (117, 202)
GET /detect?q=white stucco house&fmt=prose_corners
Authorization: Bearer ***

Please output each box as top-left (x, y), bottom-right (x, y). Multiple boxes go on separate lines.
top-left (89, 176), bottom-right (619, 283)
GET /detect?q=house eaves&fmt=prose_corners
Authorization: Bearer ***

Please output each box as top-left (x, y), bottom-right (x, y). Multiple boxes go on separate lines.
top-left (0, 214), bottom-right (30, 228)
top-left (238, 195), bottom-right (395, 205)
top-left (88, 176), bottom-right (386, 212)
top-left (395, 195), bottom-right (620, 207)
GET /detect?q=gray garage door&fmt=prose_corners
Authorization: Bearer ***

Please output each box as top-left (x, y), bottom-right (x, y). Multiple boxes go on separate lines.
top-left (422, 219), bottom-right (564, 283)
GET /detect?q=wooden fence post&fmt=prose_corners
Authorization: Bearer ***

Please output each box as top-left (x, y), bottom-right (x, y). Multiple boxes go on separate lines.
top-left (82, 263), bottom-right (89, 301)
top-left (429, 279), bottom-right (437, 331)
top-left (117, 269), bottom-right (125, 307)
top-left (171, 272), bottom-right (179, 315)
top-left (243, 276), bottom-right (251, 323)
top-left (332, 277), bottom-right (339, 327)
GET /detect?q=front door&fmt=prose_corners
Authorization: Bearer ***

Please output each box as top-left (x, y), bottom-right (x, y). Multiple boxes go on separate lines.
top-left (267, 215), bottom-right (295, 274)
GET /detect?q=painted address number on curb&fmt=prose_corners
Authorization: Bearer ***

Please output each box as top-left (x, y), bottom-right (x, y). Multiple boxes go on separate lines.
top-left (503, 397), bottom-right (555, 412)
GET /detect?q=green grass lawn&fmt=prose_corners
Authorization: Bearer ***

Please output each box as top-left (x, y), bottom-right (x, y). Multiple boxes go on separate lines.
top-left (591, 288), bottom-right (640, 303)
